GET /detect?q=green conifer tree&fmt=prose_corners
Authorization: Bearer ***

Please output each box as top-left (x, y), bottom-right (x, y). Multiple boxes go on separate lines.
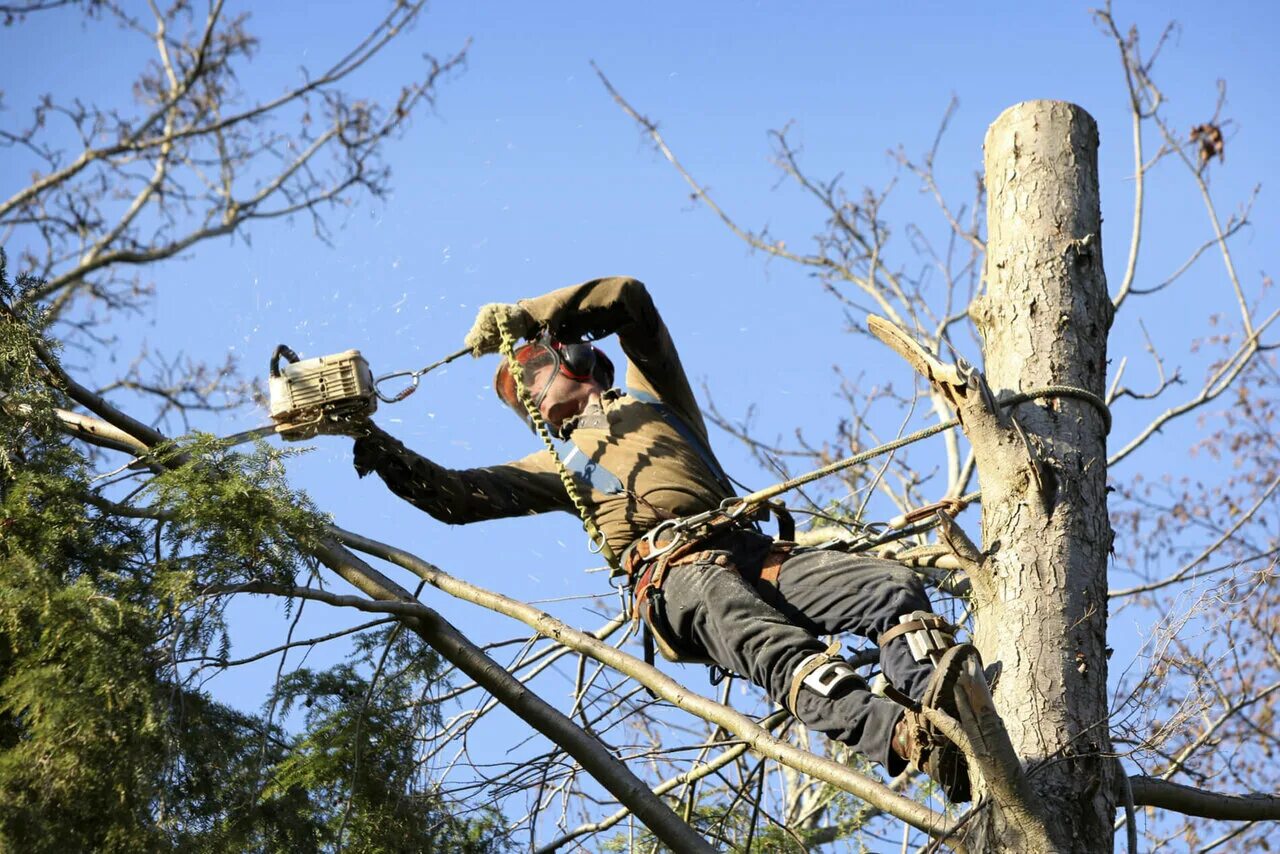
top-left (0, 257), bottom-right (507, 852)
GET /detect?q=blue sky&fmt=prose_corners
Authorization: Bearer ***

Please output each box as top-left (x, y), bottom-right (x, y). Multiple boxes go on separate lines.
top-left (4, 0), bottom-right (1278, 822)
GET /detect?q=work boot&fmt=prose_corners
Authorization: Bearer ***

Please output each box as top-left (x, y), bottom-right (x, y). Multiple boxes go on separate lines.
top-left (891, 643), bottom-right (974, 802)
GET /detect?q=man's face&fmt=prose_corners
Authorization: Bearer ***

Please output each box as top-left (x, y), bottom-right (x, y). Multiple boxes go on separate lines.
top-left (527, 364), bottom-right (602, 431)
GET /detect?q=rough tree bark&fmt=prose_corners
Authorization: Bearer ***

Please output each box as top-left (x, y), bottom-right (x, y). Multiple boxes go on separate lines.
top-left (968, 100), bottom-right (1115, 851)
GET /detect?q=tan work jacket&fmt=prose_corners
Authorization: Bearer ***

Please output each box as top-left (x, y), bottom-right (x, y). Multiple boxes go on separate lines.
top-left (353, 277), bottom-right (734, 558)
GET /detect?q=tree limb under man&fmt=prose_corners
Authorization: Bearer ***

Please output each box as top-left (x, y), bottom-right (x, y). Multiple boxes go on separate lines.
top-left (330, 276), bottom-right (976, 801)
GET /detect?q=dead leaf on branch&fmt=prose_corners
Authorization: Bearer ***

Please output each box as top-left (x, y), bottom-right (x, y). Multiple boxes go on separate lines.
top-left (1189, 123), bottom-right (1224, 166)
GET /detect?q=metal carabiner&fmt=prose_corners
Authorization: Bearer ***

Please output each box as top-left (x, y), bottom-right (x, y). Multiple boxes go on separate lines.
top-left (719, 497), bottom-right (750, 520)
top-left (372, 346), bottom-right (472, 405)
top-left (373, 369), bottom-right (421, 403)
top-left (642, 519), bottom-right (683, 558)
top-left (587, 529), bottom-right (608, 555)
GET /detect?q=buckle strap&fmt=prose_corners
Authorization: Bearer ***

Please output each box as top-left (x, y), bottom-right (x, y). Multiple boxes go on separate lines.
top-left (622, 513), bottom-right (745, 580)
top-left (621, 495), bottom-right (762, 581)
top-left (786, 639), bottom-right (843, 715)
top-left (878, 614), bottom-right (956, 648)
top-left (881, 682), bottom-right (921, 712)
top-left (630, 541), bottom-right (711, 604)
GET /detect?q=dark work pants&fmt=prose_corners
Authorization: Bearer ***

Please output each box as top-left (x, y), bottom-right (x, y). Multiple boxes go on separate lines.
top-left (660, 546), bottom-right (935, 773)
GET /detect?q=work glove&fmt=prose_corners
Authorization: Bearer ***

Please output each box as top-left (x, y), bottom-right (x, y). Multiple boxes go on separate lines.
top-left (464, 302), bottom-right (536, 356)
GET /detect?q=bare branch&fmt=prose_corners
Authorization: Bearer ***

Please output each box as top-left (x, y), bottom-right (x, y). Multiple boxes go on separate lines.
top-left (1110, 472), bottom-right (1280, 597)
top-left (592, 63), bottom-right (830, 274)
top-left (332, 526), bottom-right (962, 844)
top-left (1128, 776), bottom-right (1280, 821)
top-left (1109, 307), bottom-right (1280, 466)
top-left (535, 711), bottom-right (791, 853)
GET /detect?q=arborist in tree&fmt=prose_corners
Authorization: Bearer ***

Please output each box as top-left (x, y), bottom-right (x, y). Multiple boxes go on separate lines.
top-left (338, 276), bottom-right (976, 802)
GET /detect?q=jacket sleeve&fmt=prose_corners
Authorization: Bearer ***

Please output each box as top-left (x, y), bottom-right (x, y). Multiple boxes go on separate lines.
top-left (352, 423), bottom-right (571, 524)
top-left (518, 276), bottom-right (708, 440)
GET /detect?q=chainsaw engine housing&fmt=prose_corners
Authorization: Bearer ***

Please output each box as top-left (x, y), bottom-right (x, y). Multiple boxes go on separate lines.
top-left (268, 348), bottom-right (376, 439)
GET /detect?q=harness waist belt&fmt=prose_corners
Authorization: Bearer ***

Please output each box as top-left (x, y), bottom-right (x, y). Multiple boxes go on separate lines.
top-left (625, 520), bottom-right (794, 664)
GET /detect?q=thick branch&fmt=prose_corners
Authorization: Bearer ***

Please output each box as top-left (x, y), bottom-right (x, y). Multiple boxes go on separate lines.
top-left (276, 542), bottom-right (715, 854)
top-left (940, 657), bottom-right (1056, 852)
top-left (1128, 777), bottom-right (1280, 821)
top-left (333, 526), bottom-right (961, 843)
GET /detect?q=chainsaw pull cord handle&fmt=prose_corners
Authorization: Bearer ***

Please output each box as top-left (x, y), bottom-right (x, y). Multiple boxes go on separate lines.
top-left (269, 344), bottom-right (301, 378)
top-left (372, 346), bottom-right (471, 404)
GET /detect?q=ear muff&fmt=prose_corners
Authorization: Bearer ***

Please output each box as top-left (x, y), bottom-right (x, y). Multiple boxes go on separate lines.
top-left (550, 337), bottom-right (614, 388)
top-left (590, 348), bottom-right (615, 388)
top-left (556, 341), bottom-right (597, 380)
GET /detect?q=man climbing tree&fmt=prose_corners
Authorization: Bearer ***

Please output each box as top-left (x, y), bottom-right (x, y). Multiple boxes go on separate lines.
top-left (334, 275), bottom-right (979, 802)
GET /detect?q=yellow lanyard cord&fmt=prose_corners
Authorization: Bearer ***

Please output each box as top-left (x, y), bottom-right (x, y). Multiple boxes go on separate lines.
top-left (496, 317), bottom-right (620, 570)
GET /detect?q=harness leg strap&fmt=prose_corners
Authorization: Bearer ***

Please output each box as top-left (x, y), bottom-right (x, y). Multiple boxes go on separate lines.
top-left (785, 639), bottom-right (862, 714)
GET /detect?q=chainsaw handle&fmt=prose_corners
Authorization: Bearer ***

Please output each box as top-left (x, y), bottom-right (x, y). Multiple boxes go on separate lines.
top-left (269, 344), bottom-right (301, 378)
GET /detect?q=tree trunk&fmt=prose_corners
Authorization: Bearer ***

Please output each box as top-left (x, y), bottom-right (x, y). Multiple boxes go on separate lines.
top-left (968, 100), bottom-right (1115, 851)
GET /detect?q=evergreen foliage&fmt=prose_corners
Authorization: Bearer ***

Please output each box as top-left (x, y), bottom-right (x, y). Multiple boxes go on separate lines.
top-left (0, 257), bottom-right (507, 852)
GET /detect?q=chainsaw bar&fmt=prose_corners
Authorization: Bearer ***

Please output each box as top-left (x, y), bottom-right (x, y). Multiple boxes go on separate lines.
top-left (219, 423), bottom-right (285, 447)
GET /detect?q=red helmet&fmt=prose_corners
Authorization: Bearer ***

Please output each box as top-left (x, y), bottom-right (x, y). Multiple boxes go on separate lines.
top-left (493, 335), bottom-right (615, 426)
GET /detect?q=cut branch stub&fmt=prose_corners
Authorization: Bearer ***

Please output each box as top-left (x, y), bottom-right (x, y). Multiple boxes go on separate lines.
top-left (867, 315), bottom-right (968, 389)
top-left (867, 314), bottom-right (1005, 435)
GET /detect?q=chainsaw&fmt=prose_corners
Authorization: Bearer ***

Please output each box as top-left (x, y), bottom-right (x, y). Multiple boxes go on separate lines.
top-left (222, 343), bottom-right (469, 446)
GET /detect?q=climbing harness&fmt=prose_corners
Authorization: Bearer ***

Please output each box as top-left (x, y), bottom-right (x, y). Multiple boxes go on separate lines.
top-left (612, 381), bottom-right (1106, 673)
